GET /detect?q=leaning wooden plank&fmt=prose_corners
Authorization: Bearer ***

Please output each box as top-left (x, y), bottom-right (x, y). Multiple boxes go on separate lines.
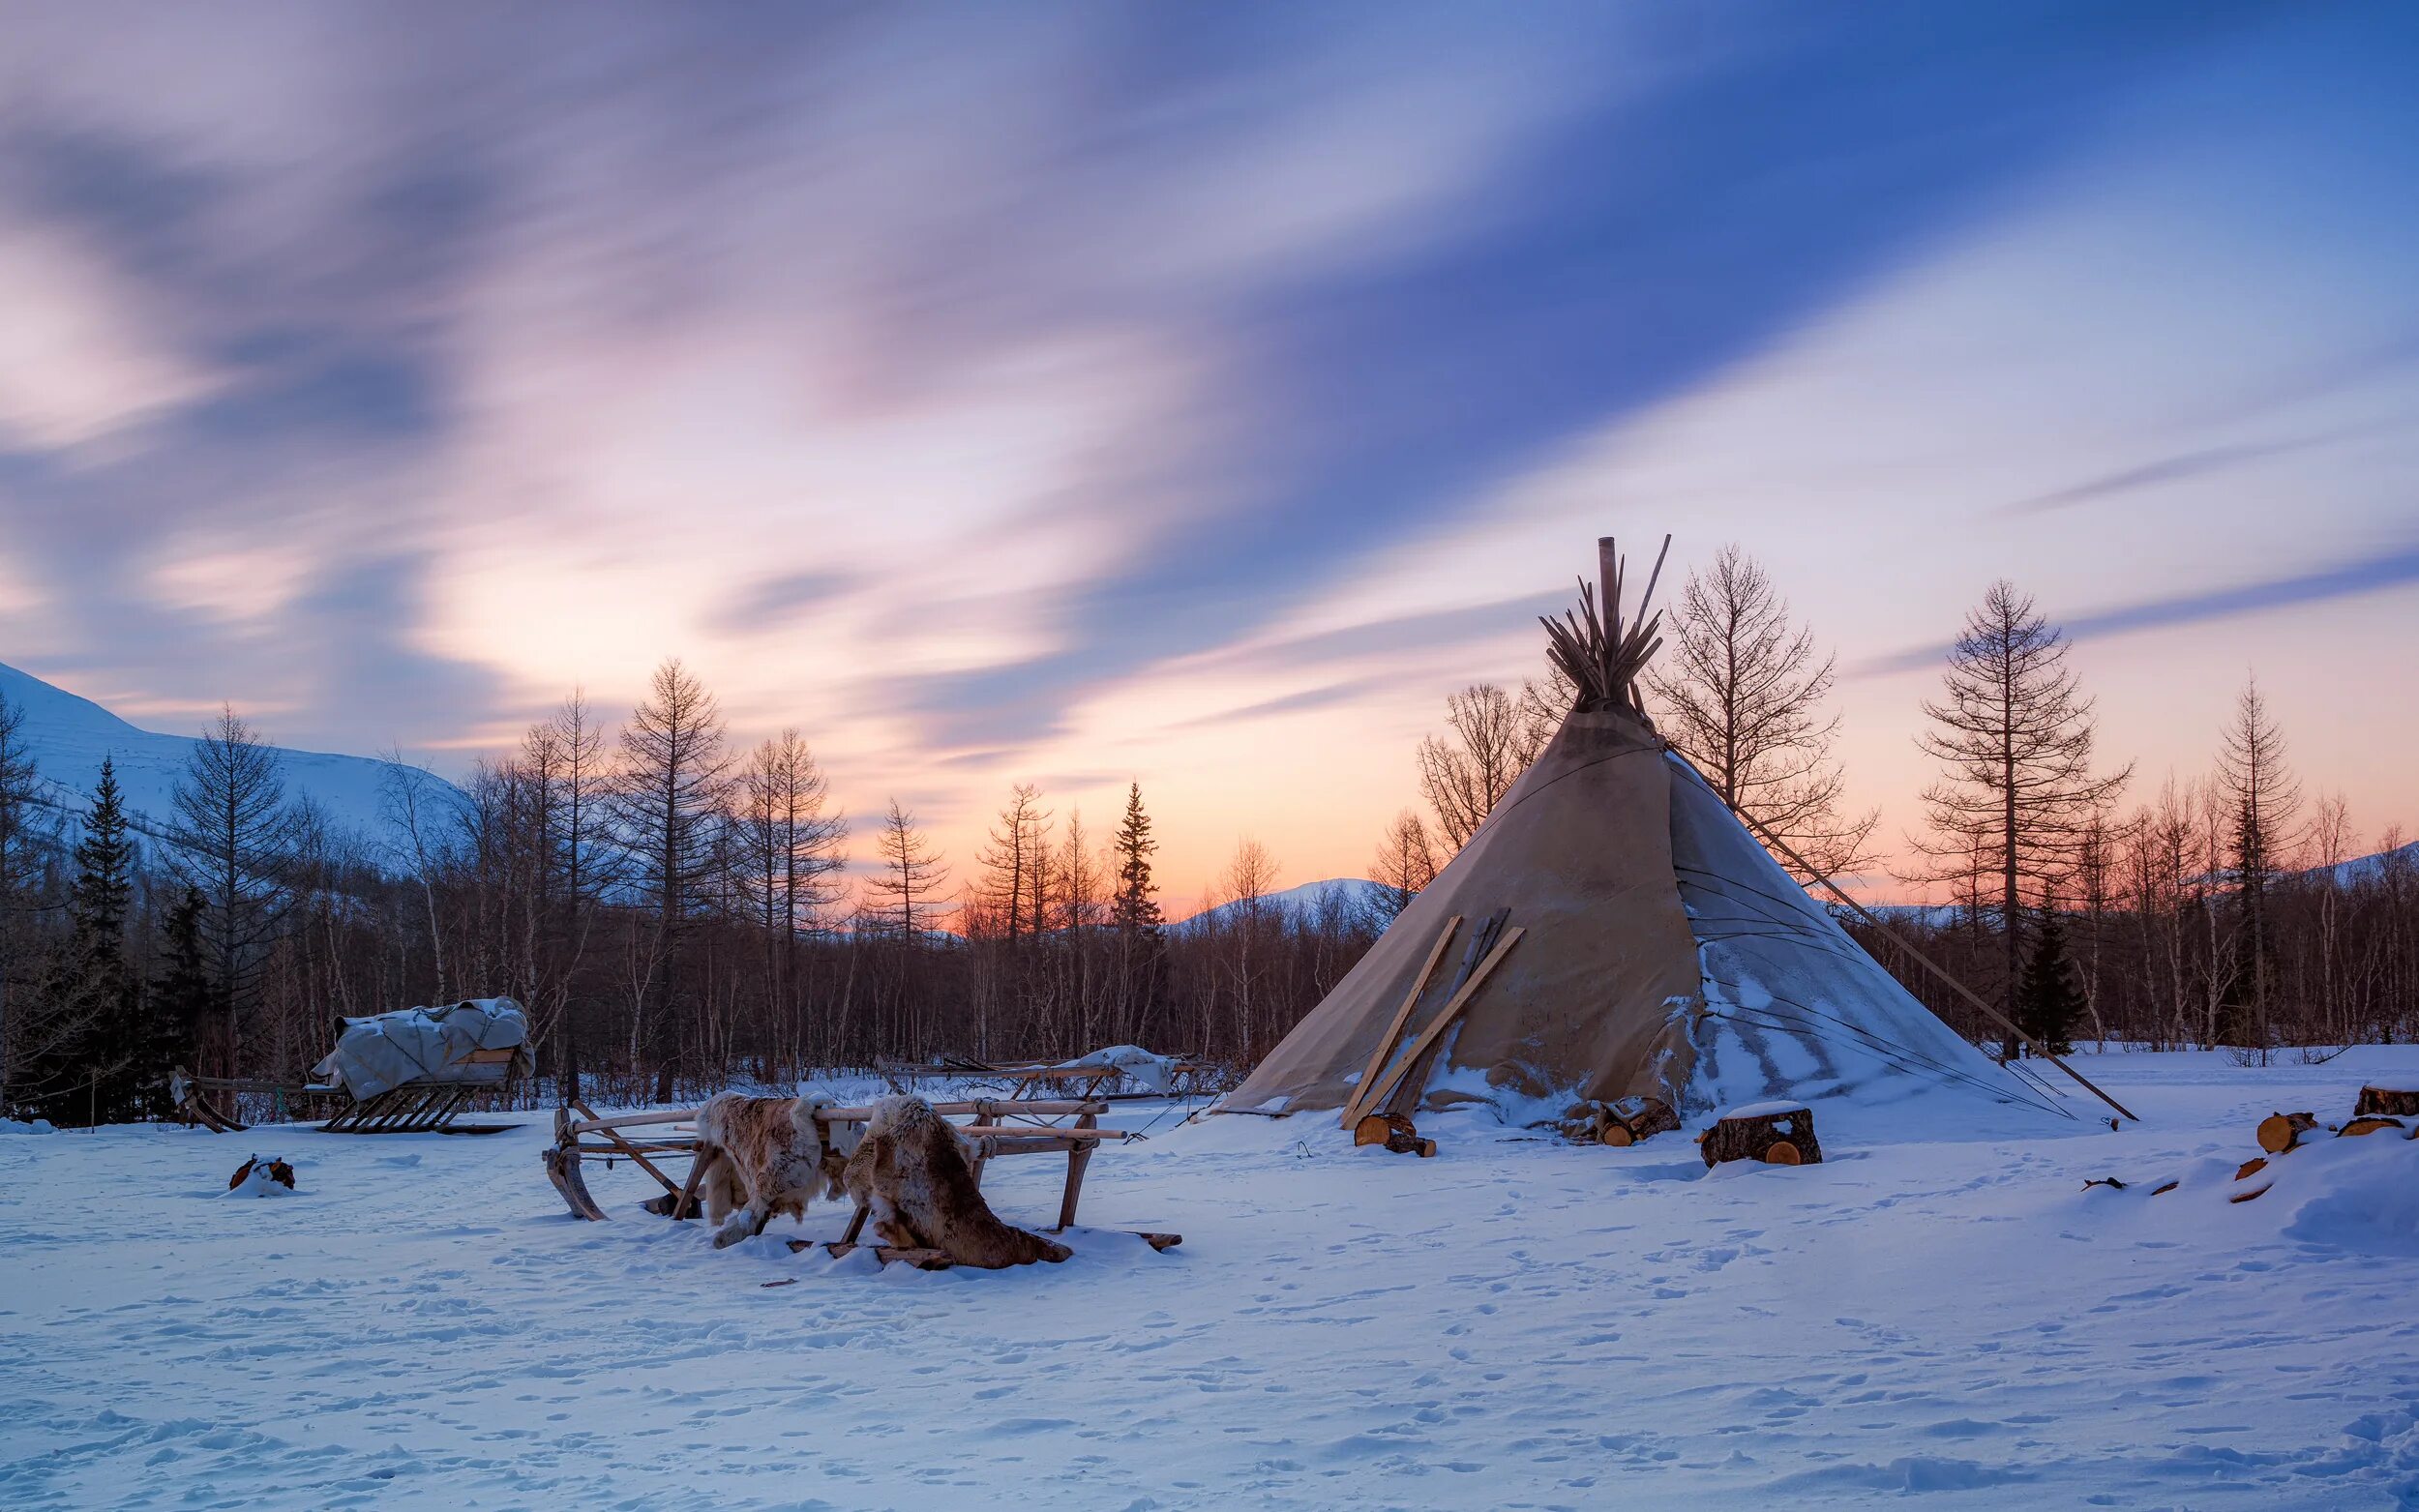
top-left (1356, 927), bottom-right (1526, 1119)
top-left (1340, 915), bottom-right (1462, 1129)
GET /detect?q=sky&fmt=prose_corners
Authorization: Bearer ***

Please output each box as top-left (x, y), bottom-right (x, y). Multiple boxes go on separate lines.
top-left (0, 1), bottom-right (2414, 906)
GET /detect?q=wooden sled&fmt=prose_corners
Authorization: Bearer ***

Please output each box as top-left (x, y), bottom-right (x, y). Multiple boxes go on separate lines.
top-left (320, 1046), bottom-right (528, 1135)
top-left (545, 1097), bottom-right (1140, 1234)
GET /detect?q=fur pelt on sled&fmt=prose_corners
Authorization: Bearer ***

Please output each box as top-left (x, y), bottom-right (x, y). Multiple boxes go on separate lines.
top-left (695, 1090), bottom-right (858, 1249)
top-left (842, 1094), bottom-right (1071, 1268)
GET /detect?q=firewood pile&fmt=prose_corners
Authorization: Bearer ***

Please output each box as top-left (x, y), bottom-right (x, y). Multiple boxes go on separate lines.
top-left (2087, 1082), bottom-right (2418, 1204)
top-left (1556, 1095), bottom-right (1681, 1147)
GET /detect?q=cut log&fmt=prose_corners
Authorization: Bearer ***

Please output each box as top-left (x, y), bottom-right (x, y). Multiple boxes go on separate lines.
top-left (1599, 1096), bottom-right (1679, 1147)
top-left (2234, 1156), bottom-right (2268, 1181)
top-left (1700, 1104), bottom-right (1822, 1168)
top-left (2339, 1115), bottom-right (2405, 1138)
top-left (2150, 1179), bottom-right (2179, 1196)
top-left (2257, 1112), bottom-right (2319, 1154)
top-left (1353, 1112), bottom-right (1435, 1157)
top-left (2229, 1184), bottom-right (2272, 1204)
top-left (1133, 1231), bottom-right (1183, 1252)
top-left (2354, 1086), bottom-right (2419, 1118)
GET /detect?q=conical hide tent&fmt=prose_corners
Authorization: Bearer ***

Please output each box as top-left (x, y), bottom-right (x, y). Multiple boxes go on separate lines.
top-left (1227, 540), bottom-right (2065, 1129)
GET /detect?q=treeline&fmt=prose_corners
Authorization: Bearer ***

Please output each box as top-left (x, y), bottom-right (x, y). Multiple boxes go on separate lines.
top-left (8, 553), bottom-right (2412, 1125)
top-left (0, 662), bottom-right (1378, 1124)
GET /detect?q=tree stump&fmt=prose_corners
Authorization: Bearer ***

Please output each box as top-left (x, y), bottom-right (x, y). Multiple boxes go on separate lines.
top-left (1354, 1112), bottom-right (1436, 1158)
top-left (2257, 1112), bottom-right (2318, 1153)
top-left (1699, 1104), bottom-right (1821, 1168)
top-left (2355, 1086), bottom-right (2419, 1118)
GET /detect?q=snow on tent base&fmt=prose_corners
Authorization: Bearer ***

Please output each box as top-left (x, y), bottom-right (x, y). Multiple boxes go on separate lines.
top-left (1225, 534), bottom-right (2072, 1149)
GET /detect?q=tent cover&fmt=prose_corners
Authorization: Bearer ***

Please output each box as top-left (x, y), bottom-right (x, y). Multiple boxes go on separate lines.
top-left (1227, 709), bottom-right (2064, 1130)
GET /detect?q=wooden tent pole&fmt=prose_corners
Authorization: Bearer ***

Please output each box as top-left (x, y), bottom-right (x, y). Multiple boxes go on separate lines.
top-left (1722, 798), bottom-right (2137, 1124)
top-left (1341, 915), bottom-right (1463, 1128)
top-left (1359, 927), bottom-right (1526, 1118)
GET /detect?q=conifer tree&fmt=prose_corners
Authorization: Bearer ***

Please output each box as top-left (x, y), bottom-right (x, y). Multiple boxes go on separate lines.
top-left (2015, 901), bottom-right (2084, 1057)
top-left (43, 760), bottom-right (143, 1122)
top-left (154, 886), bottom-right (212, 1082)
top-left (1111, 784), bottom-right (1163, 936)
top-left (1109, 783), bottom-right (1166, 1041)
top-left (2215, 677), bottom-right (2299, 1054)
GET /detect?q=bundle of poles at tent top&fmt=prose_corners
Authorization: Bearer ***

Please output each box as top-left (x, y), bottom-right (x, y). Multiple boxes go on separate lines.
top-left (1541, 534), bottom-right (1672, 720)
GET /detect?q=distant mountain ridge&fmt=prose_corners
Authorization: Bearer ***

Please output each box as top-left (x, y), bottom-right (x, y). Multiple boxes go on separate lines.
top-left (1174, 877), bottom-right (1387, 933)
top-left (0, 661), bottom-right (454, 843)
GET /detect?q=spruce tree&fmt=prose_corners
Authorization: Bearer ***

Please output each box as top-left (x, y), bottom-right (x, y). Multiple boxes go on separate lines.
top-left (154, 887), bottom-right (213, 1082)
top-left (1109, 784), bottom-right (1165, 1042)
top-left (1111, 784), bottom-right (1163, 936)
top-left (2015, 901), bottom-right (2084, 1057)
top-left (47, 760), bottom-right (142, 1122)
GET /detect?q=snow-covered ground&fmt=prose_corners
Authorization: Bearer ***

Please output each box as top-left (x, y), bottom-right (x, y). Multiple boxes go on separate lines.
top-left (5, 1052), bottom-right (2419, 1509)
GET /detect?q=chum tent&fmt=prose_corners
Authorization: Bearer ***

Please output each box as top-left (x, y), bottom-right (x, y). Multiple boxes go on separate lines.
top-left (1225, 538), bottom-right (2083, 1133)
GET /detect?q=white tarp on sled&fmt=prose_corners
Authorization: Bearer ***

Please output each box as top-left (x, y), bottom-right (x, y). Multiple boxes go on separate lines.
top-left (312, 998), bottom-right (529, 1099)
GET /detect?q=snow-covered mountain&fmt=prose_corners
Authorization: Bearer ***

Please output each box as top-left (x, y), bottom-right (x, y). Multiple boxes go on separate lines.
top-left (0, 661), bottom-right (451, 843)
top-left (1173, 877), bottom-right (1387, 933)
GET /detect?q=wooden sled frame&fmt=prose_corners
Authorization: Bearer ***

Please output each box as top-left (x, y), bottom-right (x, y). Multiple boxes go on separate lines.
top-left (544, 1097), bottom-right (1137, 1242)
top-left (879, 1053), bottom-right (1214, 1102)
top-left (170, 1068), bottom-right (346, 1132)
top-left (320, 1046), bottom-right (528, 1135)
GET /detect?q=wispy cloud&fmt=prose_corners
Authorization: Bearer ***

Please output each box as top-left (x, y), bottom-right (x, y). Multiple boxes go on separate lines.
top-left (1854, 539), bottom-right (2419, 678)
top-left (1995, 429), bottom-right (2367, 516)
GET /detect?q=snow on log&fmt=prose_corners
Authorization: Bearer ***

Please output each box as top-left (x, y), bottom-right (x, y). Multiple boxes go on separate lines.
top-left (1699, 1104), bottom-right (1822, 1168)
top-left (2338, 1114), bottom-right (2407, 1139)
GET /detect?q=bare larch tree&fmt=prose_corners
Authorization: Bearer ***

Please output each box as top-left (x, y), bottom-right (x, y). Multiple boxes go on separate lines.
top-left (2216, 675), bottom-right (2301, 1055)
top-left (613, 658), bottom-right (732, 1096)
top-left (1417, 684), bottom-right (1530, 851)
top-left (1911, 581), bottom-right (2129, 1055)
top-left (1645, 545), bottom-right (1878, 879)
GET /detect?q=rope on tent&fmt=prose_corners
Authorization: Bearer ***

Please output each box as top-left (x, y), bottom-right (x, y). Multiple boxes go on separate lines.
top-left (1692, 969), bottom-right (2070, 1112)
top-left (1693, 963), bottom-right (2071, 1112)
top-left (1701, 1001), bottom-right (2047, 1115)
top-left (1685, 872), bottom-right (2083, 1115)
top-left (1678, 759), bottom-right (2140, 1125)
top-left (1696, 985), bottom-right (2072, 1119)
